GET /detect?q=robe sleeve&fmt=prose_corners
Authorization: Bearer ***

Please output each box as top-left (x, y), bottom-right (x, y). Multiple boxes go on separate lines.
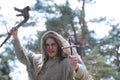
top-left (72, 49), bottom-right (93, 80)
top-left (12, 38), bottom-right (33, 65)
top-left (74, 64), bottom-right (93, 80)
top-left (12, 38), bottom-right (43, 80)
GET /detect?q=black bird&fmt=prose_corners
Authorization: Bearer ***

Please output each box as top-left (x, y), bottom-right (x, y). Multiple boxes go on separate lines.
top-left (14, 6), bottom-right (30, 18)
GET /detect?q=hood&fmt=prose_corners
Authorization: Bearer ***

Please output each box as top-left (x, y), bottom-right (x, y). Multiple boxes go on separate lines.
top-left (40, 31), bottom-right (79, 61)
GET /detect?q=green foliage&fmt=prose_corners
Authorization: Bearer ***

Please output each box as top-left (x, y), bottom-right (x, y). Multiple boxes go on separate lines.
top-left (83, 50), bottom-right (119, 80)
top-left (46, 18), bottom-right (63, 31)
top-left (32, 0), bottom-right (44, 12)
top-left (0, 8), bottom-right (14, 80)
top-left (0, 54), bottom-right (13, 80)
top-left (0, 43), bottom-right (15, 80)
top-left (84, 21), bottom-right (120, 80)
top-left (90, 17), bottom-right (106, 23)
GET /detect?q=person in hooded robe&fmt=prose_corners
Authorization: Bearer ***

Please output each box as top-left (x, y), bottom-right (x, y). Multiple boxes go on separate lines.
top-left (10, 27), bottom-right (93, 80)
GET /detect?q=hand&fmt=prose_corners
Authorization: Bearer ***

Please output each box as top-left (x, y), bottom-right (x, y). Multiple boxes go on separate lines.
top-left (68, 55), bottom-right (78, 70)
top-left (10, 27), bottom-right (18, 39)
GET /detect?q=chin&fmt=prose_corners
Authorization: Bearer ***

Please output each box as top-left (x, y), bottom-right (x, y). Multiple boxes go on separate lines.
top-left (48, 52), bottom-right (57, 58)
top-left (48, 54), bottom-right (53, 57)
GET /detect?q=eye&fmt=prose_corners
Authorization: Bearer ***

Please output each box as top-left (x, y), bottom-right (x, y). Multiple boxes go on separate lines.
top-left (51, 43), bottom-right (56, 46)
top-left (45, 43), bottom-right (57, 48)
top-left (45, 44), bottom-right (49, 47)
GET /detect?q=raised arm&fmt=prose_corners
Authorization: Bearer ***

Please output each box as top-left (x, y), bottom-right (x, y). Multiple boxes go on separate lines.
top-left (11, 27), bottom-right (30, 65)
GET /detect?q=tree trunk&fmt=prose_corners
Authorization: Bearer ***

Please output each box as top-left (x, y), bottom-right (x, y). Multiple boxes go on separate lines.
top-left (78, 0), bottom-right (86, 56)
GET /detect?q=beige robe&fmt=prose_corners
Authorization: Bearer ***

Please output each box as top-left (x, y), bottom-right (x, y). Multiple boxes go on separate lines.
top-left (12, 32), bottom-right (93, 80)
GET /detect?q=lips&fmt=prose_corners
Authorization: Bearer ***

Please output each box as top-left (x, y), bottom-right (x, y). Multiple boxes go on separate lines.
top-left (48, 50), bottom-right (54, 53)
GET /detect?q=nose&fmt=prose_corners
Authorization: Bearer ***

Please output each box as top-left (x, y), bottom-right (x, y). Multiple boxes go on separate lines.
top-left (48, 45), bottom-right (54, 49)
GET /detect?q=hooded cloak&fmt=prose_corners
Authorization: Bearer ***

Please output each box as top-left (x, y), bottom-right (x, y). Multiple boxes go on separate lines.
top-left (12, 31), bottom-right (93, 80)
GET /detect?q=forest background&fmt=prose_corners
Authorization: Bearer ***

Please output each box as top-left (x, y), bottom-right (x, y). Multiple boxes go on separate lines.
top-left (0, 0), bottom-right (120, 80)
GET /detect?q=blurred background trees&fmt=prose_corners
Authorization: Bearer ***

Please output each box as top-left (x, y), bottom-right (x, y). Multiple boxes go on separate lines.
top-left (0, 0), bottom-right (120, 80)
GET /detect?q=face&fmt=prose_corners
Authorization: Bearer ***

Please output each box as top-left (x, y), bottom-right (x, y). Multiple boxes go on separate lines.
top-left (45, 38), bottom-right (58, 58)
